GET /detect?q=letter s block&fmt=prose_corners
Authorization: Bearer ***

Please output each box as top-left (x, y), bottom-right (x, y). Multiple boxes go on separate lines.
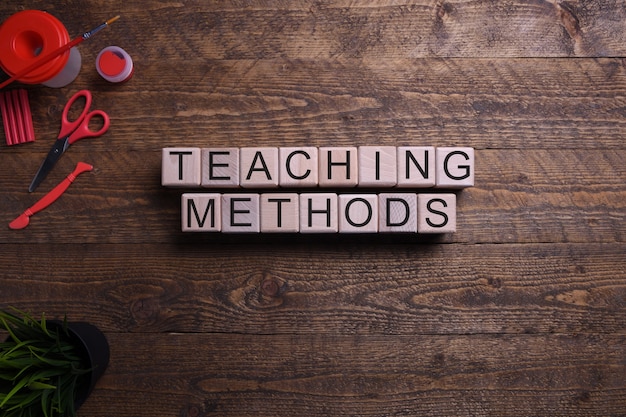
top-left (162, 148), bottom-right (201, 187)
top-left (435, 147), bottom-right (474, 189)
top-left (417, 193), bottom-right (456, 234)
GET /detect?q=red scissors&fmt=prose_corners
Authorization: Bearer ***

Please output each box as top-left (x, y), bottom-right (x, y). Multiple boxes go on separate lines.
top-left (29, 90), bottom-right (110, 192)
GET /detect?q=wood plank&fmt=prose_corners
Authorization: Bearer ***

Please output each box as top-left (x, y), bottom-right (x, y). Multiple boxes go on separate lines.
top-left (1, 150), bottom-right (623, 244)
top-left (77, 333), bottom-right (626, 417)
top-left (0, 243), bottom-right (623, 335)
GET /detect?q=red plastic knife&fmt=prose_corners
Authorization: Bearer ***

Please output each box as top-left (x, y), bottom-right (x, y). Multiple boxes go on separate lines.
top-left (9, 162), bottom-right (93, 230)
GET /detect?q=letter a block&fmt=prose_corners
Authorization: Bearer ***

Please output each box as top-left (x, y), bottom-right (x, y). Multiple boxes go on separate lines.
top-left (378, 193), bottom-right (417, 233)
top-left (339, 194), bottom-right (378, 233)
top-left (182, 193), bottom-right (221, 232)
top-left (436, 147), bottom-right (474, 189)
top-left (240, 147), bottom-right (279, 188)
top-left (162, 148), bottom-right (201, 187)
top-left (417, 193), bottom-right (456, 233)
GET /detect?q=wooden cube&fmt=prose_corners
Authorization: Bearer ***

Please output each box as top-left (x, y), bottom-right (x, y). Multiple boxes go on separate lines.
top-left (339, 194), bottom-right (378, 233)
top-left (378, 193), bottom-right (417, 233)
top-left (260, 193), bottom-right (299, 232)
top-left (162, 148), bottom-right (201, 187)
top-left (181, 193), bottom-right (221, 232)
top-left (318, 147), bottom-right (358, 187)
top-left (279, 147), bottom-right (319, 187)
top-left (221, 194), bottom-right (260, 233)
top-left (397, 146), bottom-right (436, 188)
top-left (299, 193), bottom-right (338, 233)
top-left (202, 148), bottom-right (239, 188)
top-left (435, 147), bottom-right (474, 189)
top-left (417, 193), bottom-right (456, 233)
top-left (240, 147), bottom-right (279, 188)
top-left (358, 146), bottom-right (397, 187)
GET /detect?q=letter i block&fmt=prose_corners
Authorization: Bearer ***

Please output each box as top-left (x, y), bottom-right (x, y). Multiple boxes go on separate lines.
top-left (378, 193), bottom-right (417, 233)
top-left (436, 147), bottom-right (475, 189)
top-left (162, 148), bottom-right (201, 187)
top-left (181, 193), bottom-right (221, 232)
top-left (279, 147), bottom-right (318, 187)
top-left (202, 148), bottom-right (239, 188)
top-left (318, 147), bottom-right (358, 187)
top-left (299, 193), bottom-right (338, 233)
top-left (339, 194), bottom-right (378, 233)
top-left (417, 193), bottom-right (456, 234)
top-left (221, 194), bottom-right (260, 233)
top-left (240, 147), bottom-right (279, 188)
top-left (261, 193), bottom-right (299, 232)
top-left (358, 146), bottom-right (397, 187)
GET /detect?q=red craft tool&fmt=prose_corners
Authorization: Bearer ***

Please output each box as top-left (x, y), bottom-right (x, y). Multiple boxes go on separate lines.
top-left (0, 89), bottom-right (35, 145)
top-left (0, 15), bottom-right (120, 90)
top-left (29, 89), bottom-right (109, 192)
top-left (9, 162), bottom-right (93, 230)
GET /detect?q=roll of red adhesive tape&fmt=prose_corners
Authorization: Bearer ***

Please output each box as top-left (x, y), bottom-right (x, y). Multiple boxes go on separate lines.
top-left (96, 46), bottom-right (134, 83)
top-left (0, 10), bottom-right (81, 88)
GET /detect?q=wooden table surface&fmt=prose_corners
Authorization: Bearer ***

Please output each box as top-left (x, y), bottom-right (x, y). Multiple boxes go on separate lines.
top-left (1, 1), bottom-right (625, 416)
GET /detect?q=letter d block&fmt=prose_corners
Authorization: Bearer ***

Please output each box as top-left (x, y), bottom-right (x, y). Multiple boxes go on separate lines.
top-left (182, 193), bottom-right (221, 232)
top-left (378, 193), bottom-right (417, 233)
top-left (162, 148), bottom-right (201, 187)
top-left (417, 193), bottom-right (456, 234)
top-left (436, 147), bottom-right (474, 189)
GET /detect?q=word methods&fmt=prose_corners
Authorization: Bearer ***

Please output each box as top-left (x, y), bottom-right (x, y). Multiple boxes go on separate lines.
top-left (162, 146), bottom-right (475, 234)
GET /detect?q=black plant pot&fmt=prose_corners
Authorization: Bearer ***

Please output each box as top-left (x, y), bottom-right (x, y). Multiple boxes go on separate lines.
top-left (50, 321), bottom-right (110, 409)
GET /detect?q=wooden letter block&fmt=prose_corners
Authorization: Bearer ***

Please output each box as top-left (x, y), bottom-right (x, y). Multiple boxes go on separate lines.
top-left (378, 193), bottom-right (417, 233)
top-left (299, 193), bottom-right (338, 233)
top-left (260, 193), bottom-right (299, 233)
top-left (202, 148), bottom-right (239, 188)
top-left (339, 194), bottom-right (378, 233)
top-left (397, 146), bottom-right (436, 188)
top-left (436, 147), bottom-right (475, 189)
top-left (240, 147), bottom-right (279, 188)
top-left (162, 148), bottom-right (201, 187)
top-left (221, 194), bottom-right (260, 233)
top-left (358, 146), bottom-right (397, 187)
top-left (318, 147), bottom-right (358, 187)
top-left (417, 193), bottom-right (456, 234)
top-left (279, 147), bottom-right (318, 187)
top-left (181, 193), bottom-right (221, 232)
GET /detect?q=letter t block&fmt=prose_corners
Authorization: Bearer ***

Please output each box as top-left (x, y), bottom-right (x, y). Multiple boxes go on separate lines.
top-left (162, 148), bottom-right (201, 187)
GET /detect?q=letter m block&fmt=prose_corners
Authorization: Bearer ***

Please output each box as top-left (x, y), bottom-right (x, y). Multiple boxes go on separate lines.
top-left (182, 193), bottom-right (221, 232)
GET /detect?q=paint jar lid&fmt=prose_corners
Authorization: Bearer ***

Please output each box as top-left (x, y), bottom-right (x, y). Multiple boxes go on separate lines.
top-left (96, 46), bottom-right (133, 83)
top-left (0, 10), bottom-right (71, 84)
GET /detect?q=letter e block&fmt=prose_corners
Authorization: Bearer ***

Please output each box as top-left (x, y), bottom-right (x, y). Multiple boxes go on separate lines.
top-left (202, 148), bottom-right (239, 188)
top-left (221, 194), bottom-right (260, 233)
top-left (397, 146), bottom-right (435, 188)
top-left (240, 148), bottom-right (279, 188)
top-left (181, 193), bottom-right (221, 232)
top-left (318, 147), bottom-right (358, 187)
top-left (279, 147), bottom-right (318, 187)
top-left (358, 146), bottom-right (397, 187)
top-left (162, 148), bottom-right (201, 187)
top-left (299, 193), bottom-right (338, 233)
top-left (339, 194), bottom-right (378, 233)
top-left (379, 193), bottom-right (417, 233)
top-left (436, 147), bottom-right (474, 189)
top-left (417, 193), bottom-right (456, 233)
top-left (261, 193), bottom-right (299, 232)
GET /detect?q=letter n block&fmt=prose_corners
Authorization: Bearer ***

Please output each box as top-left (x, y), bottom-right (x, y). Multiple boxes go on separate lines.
top-left (221, 194), bottom-right (260, 233)
top-left (417, 193), bottom-right (456, 234)
top-left (378, 193), bottom-right (417, 233)
top-left (181, 193), bottom-right (221, 232)
top-left (162, 148), bottom-right (201, 187)
top-left (339, 194), bottom-right (378, 233)
top-left (397, 146), bottom-right (435, 188)
top-left (436, 147), bottom-right (474, 189)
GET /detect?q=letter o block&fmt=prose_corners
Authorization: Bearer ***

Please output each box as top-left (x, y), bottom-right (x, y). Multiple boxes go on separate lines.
top-left (339, 194), bottom-right (378, 233)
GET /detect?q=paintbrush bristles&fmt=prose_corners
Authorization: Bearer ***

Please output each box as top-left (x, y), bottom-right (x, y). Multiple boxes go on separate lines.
top-left (106, 15), bottom-right (121, 26)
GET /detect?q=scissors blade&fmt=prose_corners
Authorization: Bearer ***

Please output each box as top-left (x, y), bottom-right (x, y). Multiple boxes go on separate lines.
top-left (28, 138), bottom-right (70, 192)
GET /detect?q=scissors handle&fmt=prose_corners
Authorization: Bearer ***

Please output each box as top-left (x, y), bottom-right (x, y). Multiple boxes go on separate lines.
top-left (67, 110), bottom-right (111, 144)
top-left (58, 90), bottom-right (93, 139)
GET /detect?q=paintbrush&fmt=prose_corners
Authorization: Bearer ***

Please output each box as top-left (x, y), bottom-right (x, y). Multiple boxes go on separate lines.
top-left (0, 15), bottom-right (120, 90)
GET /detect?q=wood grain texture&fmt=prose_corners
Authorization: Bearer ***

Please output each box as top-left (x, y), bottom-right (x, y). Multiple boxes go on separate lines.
top-left (0, 1), bottom-right (625, 416)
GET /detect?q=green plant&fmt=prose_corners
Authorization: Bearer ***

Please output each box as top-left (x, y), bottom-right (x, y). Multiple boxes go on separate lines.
top-left (0, 309), bottom-right (90, 417)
